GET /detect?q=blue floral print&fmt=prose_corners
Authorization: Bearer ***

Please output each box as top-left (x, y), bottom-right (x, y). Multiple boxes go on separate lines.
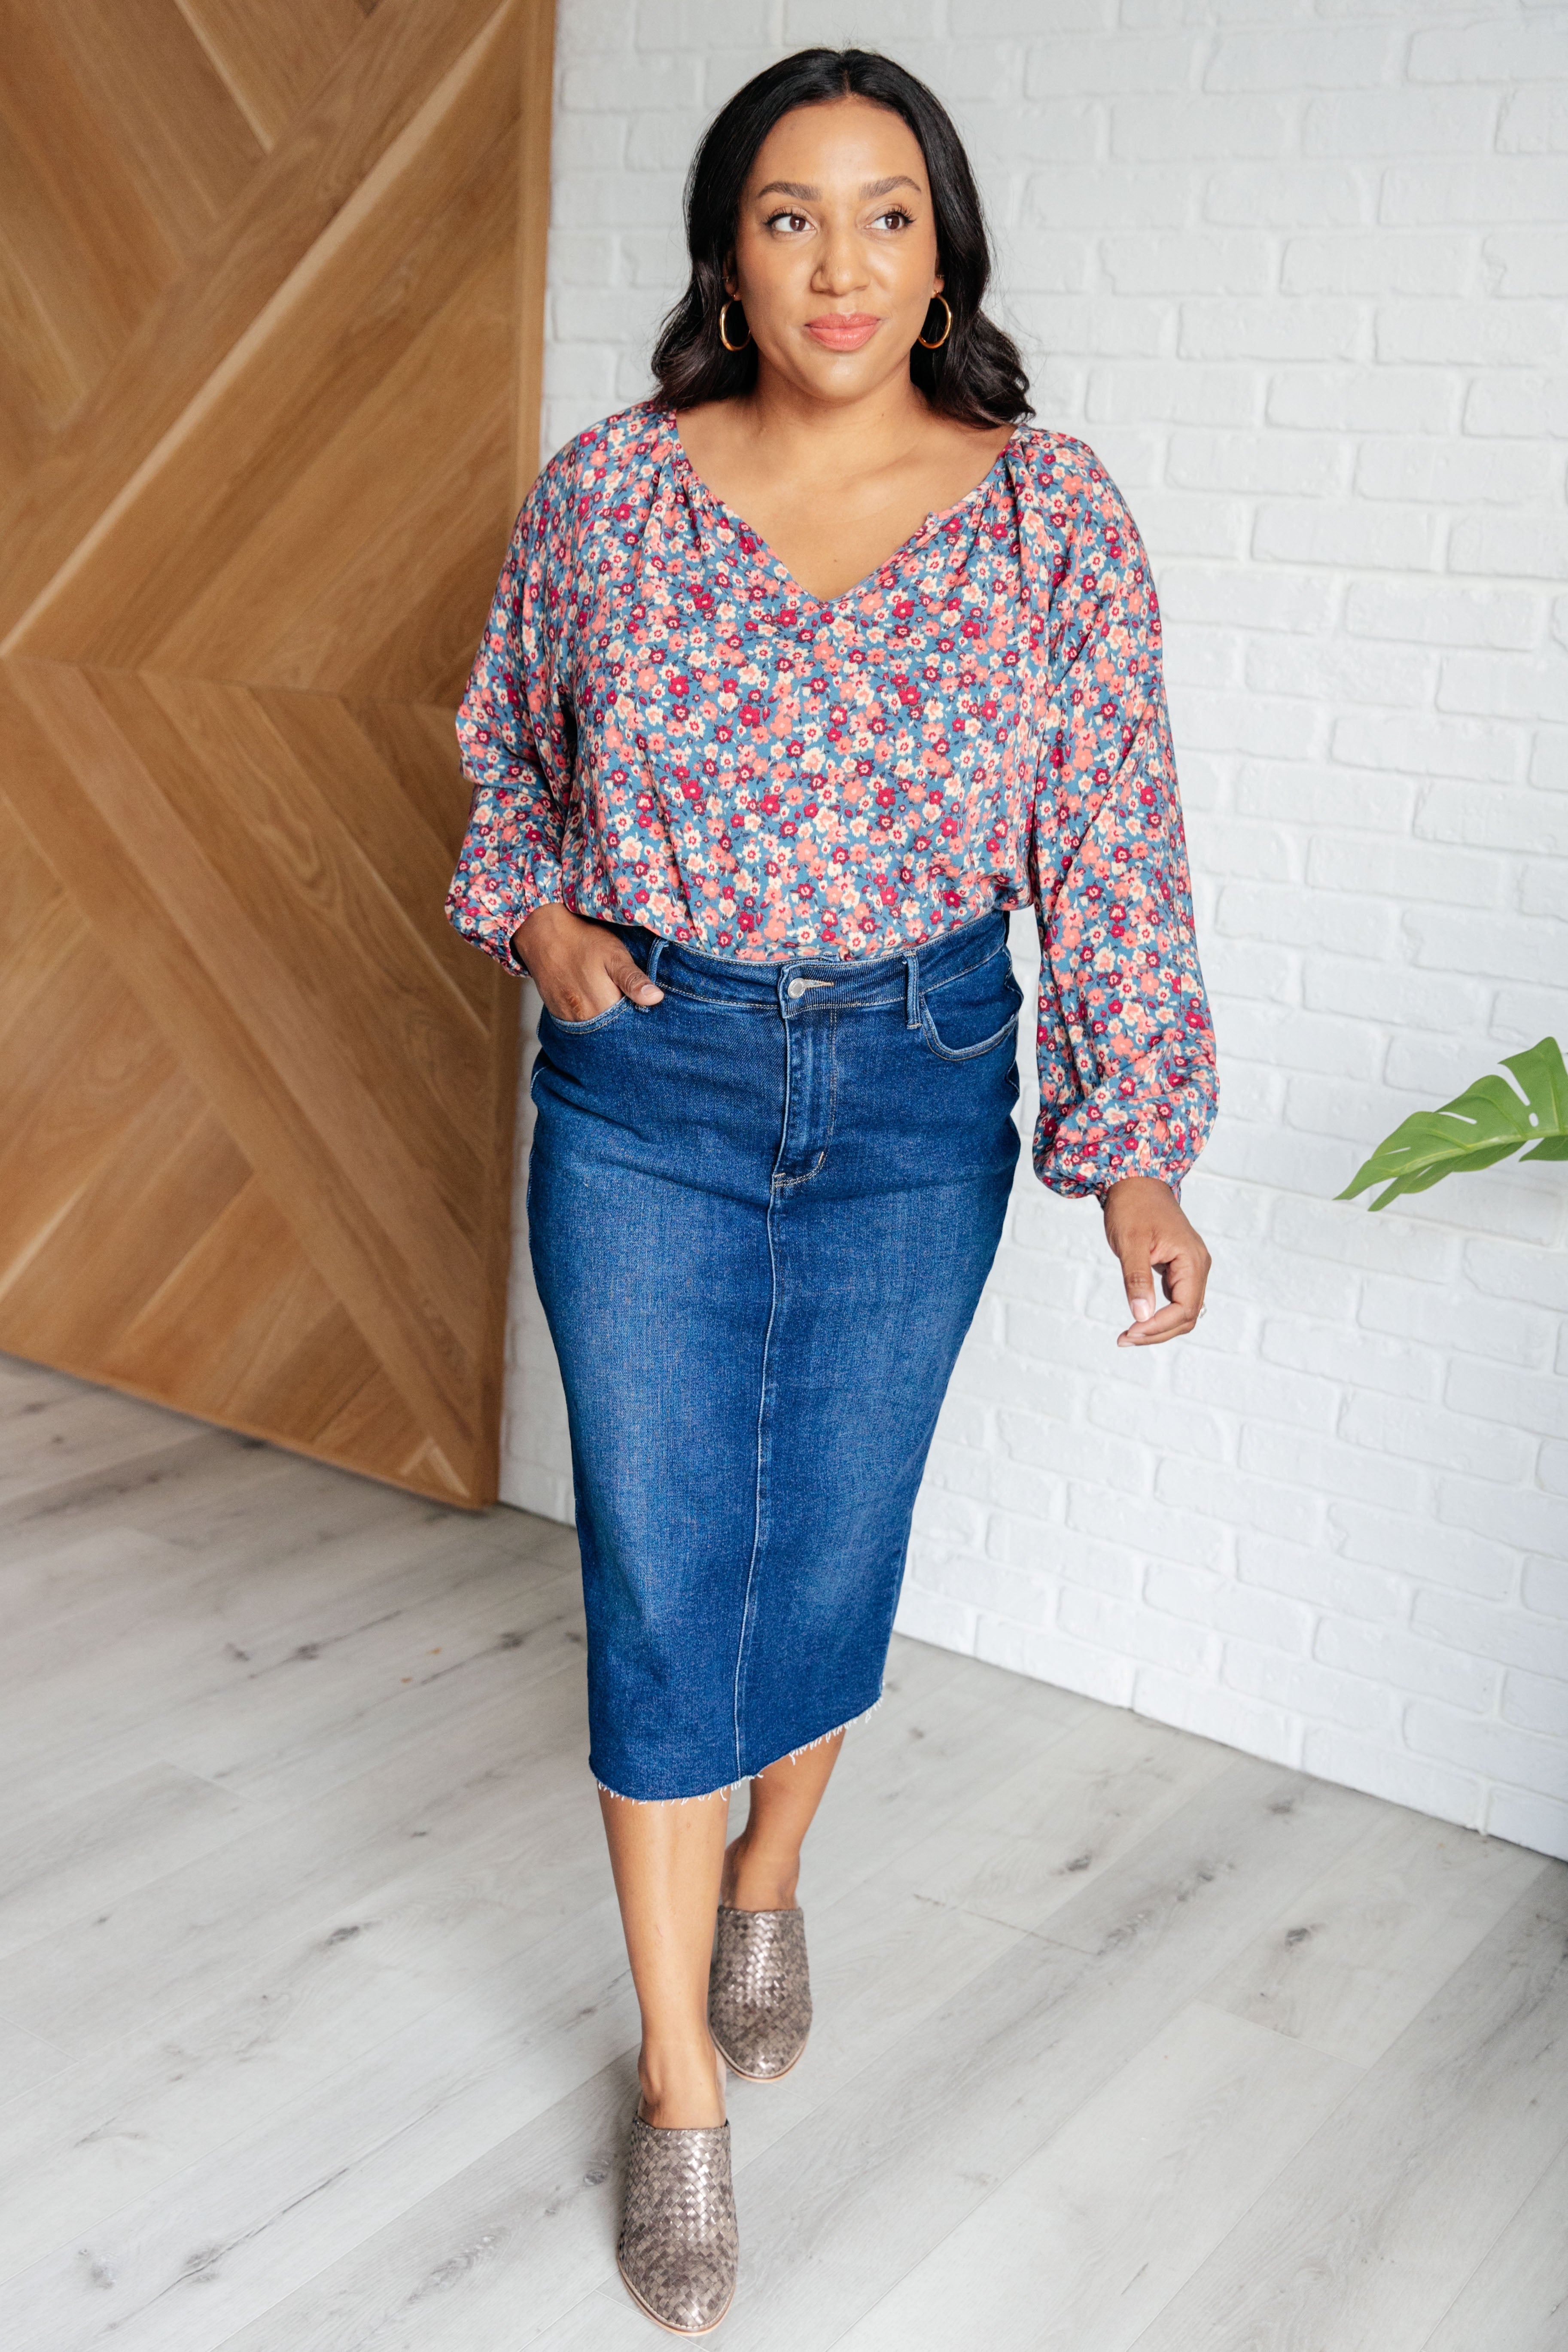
top-left (447, 400), bottom-right (1217, 1198)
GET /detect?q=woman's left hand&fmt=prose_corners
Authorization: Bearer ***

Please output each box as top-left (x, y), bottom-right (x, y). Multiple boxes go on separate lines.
top-left (1103, 1176), bottom-right (1211, 1348)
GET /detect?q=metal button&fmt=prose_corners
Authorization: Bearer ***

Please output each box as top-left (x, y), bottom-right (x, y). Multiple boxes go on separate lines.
top-left (786, 976), bottom-right (806, 999)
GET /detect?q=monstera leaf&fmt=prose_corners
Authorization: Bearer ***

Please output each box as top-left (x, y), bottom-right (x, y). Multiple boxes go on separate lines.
top-left (1338, 1035), bottom-right (1568, 1212)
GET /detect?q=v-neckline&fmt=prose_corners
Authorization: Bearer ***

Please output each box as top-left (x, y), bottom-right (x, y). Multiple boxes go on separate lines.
top-left (664, 407), bottom-right (1023, 613)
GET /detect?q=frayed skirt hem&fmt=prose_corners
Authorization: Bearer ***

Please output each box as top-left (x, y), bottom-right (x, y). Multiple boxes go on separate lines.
top-left (592, 1692), bottom-right (883, 1806)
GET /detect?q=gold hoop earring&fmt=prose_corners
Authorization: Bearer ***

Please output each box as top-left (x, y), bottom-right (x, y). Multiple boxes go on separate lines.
top-left (719, 299), bottom-right (751, 352)
top-left (917, 295), bottom-right (952, 350)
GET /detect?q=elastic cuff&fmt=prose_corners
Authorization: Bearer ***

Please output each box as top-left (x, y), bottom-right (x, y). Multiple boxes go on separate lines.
top-left (499, 873), bottom-right (569, 978)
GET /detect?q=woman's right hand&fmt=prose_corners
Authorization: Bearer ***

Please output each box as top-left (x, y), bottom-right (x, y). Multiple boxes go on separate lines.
top-left (514, 904), bottom-right (664, 1023)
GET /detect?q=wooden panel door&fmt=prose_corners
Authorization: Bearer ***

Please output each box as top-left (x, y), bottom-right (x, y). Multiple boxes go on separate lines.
top-left (0, 0), bottom-right (555, 1506)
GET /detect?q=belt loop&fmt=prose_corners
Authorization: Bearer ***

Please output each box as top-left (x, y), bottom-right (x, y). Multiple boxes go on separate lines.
top-left (645, 937), bottom-right (665, 990)
top-left (905, 951), bottom-right (920, 1031)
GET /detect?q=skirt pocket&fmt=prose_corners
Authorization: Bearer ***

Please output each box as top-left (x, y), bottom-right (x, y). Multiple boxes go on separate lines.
top-left (541, 995), bottom-right (633, 1036)
top-left (919, 949), bottom-right (1024, 1064)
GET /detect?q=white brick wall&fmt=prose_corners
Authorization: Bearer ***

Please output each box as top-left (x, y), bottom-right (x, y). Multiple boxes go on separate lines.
top-left (498, 0), bottom-right (1568, 1860)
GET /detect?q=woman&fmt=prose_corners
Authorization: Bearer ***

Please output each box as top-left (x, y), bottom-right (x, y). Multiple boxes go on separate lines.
top-left (448, 46), bottom-right (1217, 2337)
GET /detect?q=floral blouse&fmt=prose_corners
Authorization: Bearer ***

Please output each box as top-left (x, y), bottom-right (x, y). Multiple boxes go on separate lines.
top-left (446, 400), bottom-right (1217, 1199)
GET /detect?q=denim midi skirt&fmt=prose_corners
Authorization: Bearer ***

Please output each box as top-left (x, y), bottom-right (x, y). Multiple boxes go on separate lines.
top-left (527, 910), bottom-right (1022, 1802)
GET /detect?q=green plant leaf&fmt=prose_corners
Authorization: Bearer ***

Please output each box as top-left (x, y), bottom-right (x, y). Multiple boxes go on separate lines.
top-left (1504, 1036), bottom-right (1568, 1160)
top-left (1337, 1035), bottom-right (1568, 1211)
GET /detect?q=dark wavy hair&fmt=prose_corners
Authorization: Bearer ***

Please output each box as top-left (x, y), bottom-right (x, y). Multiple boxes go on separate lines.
top-left (651, 49), bottom-right (1032, 428)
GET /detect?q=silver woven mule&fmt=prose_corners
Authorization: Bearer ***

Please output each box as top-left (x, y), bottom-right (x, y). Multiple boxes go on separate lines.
top-left (617, 2112), bottom-right (738, 2335)
top-left (708, 1905), bottom-right (812, 2081)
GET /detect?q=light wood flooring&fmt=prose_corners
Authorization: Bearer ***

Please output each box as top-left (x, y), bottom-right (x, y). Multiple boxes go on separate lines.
top-left (1, 1350), bottom-right (1565, 2352)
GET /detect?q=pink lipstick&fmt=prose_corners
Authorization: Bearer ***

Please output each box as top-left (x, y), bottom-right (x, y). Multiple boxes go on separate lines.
top-left (805, 312), bottom-right (880, 352)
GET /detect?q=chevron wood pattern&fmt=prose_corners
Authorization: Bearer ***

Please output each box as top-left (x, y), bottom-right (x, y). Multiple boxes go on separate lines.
top-left (0, 0), bottom-right (556, 1506)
